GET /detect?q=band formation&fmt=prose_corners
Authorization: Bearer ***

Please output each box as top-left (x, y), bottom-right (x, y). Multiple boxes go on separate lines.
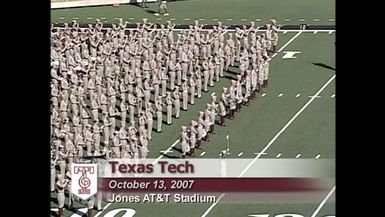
top-left (51, 15), bottom-right (279, 216)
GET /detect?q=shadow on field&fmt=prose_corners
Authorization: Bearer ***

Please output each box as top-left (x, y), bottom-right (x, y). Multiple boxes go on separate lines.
top-left (144, 9), bottom-right (158, 15)
top-left (313, 62), bottom-right (335, 71)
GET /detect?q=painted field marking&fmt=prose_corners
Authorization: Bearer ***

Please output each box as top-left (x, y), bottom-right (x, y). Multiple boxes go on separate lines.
top-left (282, 51), bottom-right (302, 59)
top-left (200, 32), bottom-right (309, 217)
top-left (94, 203), bottom-right (112, 217)
top-left (128, 17), bottom-right (134, 20)
top-left (199, 18), bottom-right (205, 21)
top-left (101, 17), bottom-right (106, 19)
top-left (237, 152), bottom-right (244, 157)
top-left (276, 153), bottom-right (282, 158)
top-left (160, 150), bottom-right (173, 154)
top-left (331, 94), bottom-right (335, 98)
top-left (184, 18), bottom-right (190, 21)
top-left (200, 73), bottom-right (336, 217)
top-left (200, 151), bottom-right (206, 156)
top-left (170, 18), bottom-right (176, 20)
top-left (328, 18), bottom-right (335, 22)
top-left (153, 139), bottom-right (180, 164)
top-left (316, 154), bottom-right (321, 159)
top-left (253, 152), bottom-right (268, 155)
top-left (255, 18), bottom-right (262, 21)
top-left (278, 93), bottom-right (283, 97)
top-left (262, 93), bottom-right (266, 97)
top-left (299, 18), bottom-right (305, 22)
top-left (227, 18), bottom-right (233, 21)
top-left (59, 17), bottom-right (65, 20)
top-left (310, 186), bottom-right (336, 217)
top-left (296, 93), bottom-right (301, 98)
top-left (50, 208), bottom-right (58, 212)
top-left (314, 18), bottom-right (320, 22)
top-left (87, 17), bottom-right (93, 20)
top-left (212, 18), bottom-right (219, 21)
top-left (271, 31), bottom-right (302, 58)
top-left (283, 31), bottom-right (287, 34)
top-left (284, 18), bottom-right (291, 22)
top-left (296, 153), bottom-right (302, 158)
top-left (241, 18), bottom-right (248, 21)
top-left (308, 95), bottom-right (321, 99)
top-left (328, 30), bottom-right (334, 34)
top-left (313, 31), bottom-right (318, 34)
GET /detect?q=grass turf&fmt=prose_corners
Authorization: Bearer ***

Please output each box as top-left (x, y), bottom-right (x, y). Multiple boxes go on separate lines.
top-left (51, 0), bottom-right (335, 25)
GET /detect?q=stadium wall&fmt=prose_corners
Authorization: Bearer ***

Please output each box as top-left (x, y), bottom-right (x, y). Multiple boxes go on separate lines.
top-left (51, 0), bottom-right (157, 9)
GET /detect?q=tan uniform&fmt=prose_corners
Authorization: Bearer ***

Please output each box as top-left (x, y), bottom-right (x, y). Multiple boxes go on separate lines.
top-left (145, 104), bottom-right (154, 140)
top-left (180, 127), bottom-right (190, 157)
top-left (56, 177), bottom-right (68, 209)
top-left (181, 81), bottom-right (188, 110)
top-left (189, 76), bottom-right (196, 105)
top-left (165, 93), bottom-right (173, 124)
top-left (155, 99), bottom-right (163, 132)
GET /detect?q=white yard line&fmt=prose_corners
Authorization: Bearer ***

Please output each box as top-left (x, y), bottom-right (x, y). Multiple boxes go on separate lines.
top-left (272, 31), bottom-right (302, 58)
top-left (200, 70), bottom-right (335, 216)
top-left (152, 139), bottom-right (180, 164)
top-left (94, 202), bottom-right (112, 217)
top-left (310, 186), bottom-right (336, 217)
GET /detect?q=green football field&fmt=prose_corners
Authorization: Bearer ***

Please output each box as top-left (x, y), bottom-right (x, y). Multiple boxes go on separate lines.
top-left (50, 0), bottom-right (335, 216)
top-left (51, 0), bottom-right (335, 25)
